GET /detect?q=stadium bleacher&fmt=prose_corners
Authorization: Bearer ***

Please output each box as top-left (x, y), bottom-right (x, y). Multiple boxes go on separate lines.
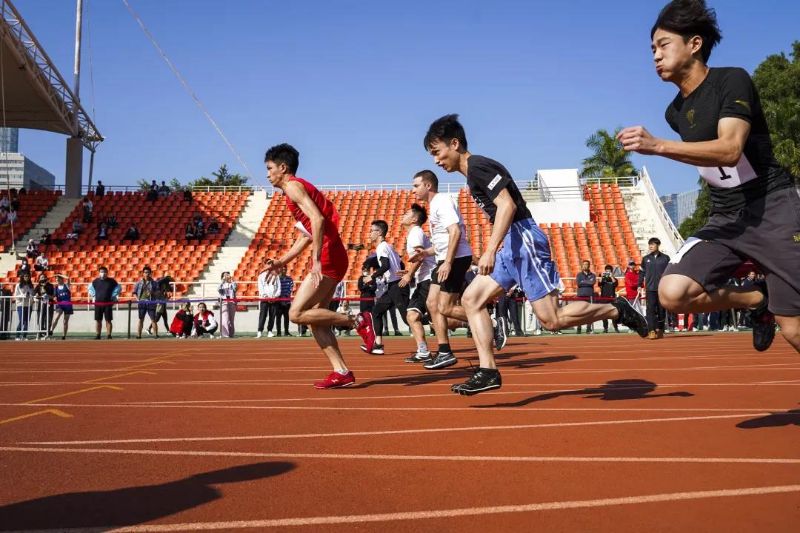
top-left (0, 190), bottom-right (61, 253)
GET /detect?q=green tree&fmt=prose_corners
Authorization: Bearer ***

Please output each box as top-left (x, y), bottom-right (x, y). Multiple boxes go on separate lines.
top-left (190, 164), bottom-right (249, 188)
top-left (752, 40), bottom-right (800, 180)
top-left (580, 128), bottom-right (638, 179)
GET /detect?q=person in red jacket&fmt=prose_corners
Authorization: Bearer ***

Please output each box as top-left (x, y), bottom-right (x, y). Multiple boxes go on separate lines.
top-left (624, 261), bottom-right (641, 312)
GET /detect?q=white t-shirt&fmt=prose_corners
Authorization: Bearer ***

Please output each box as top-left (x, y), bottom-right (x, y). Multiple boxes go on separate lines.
top-left (428, 193), bottom-right (472, 262)
top-left (405, 226), bottom-right (434, 282)
top-left (375, 240), bottom-right (402, 283)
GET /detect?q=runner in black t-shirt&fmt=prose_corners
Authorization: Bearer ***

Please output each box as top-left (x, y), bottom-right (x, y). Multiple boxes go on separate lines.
top-left (618, 0), bottom-right (799, 353)
top-left (424, 114), bottom-right (648, 395)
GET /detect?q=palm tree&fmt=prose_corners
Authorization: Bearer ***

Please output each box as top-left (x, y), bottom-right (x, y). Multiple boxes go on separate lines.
top-left (581, 128), bottom-right (638, 179)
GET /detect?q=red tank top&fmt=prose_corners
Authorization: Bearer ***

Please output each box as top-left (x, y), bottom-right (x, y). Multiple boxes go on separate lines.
top-left (284, 177), bottom-right (340, 240)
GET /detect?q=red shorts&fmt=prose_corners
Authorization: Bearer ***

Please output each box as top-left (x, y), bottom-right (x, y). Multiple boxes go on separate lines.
top-left (321, 235), bottom-right (349, 282)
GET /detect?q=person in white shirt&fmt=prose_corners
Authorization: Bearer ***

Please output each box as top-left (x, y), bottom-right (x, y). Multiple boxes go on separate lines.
top-left (256, 267), bottom-right (281, 337)
top-left (218, 272), bottom-right (238, 337)
top-left (34, 253), bottom-right (49, 272)
top-left (408, 170), bottom-right (473, 369)
top-left (400, 203), bottom-right (436, 362)
top-left (362, 220), bottom-right (405, 355)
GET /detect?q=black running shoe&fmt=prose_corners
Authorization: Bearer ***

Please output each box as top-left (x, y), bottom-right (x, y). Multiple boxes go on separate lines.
top-left (404, 351), bottom-right (433, 363)
top-left (493, 317), bottom-right (508, 351)
top-left (750, 292), bottom-right (776, 352)
top-left (611, 297), bottom-right (648, 338)
top-left (451, 368), bottom-right (502, 395)
top-left (423, 351), bottom-right (457, 370)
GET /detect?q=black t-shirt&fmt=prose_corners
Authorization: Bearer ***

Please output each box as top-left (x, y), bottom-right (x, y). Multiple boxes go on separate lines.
top-left (665, 67), bottom-right (793, 214)
top-left (466, 155), bottom-right (532, 224)
top-left (92, 277), bottom-right (119, 303)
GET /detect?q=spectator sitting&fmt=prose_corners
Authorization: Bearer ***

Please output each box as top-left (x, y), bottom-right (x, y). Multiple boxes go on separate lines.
top-left (9, 190), bottom-right (19, 211)
top-left (170, 303), bottom-right (195, 338)
top-left (159, 180), bottom-right (171, 197)
top-left (6, 208), bottom-right (17, 225)
top-left (192, 302), bottom-right (218, 337)
top-left (34, 253), bottom-right (49, 272)
top-left (0, 207), bottom-right (7, 225)
top-left (71, 219), bottom-right (83, 235)
top-left (185, 223), bottom-right (196, 241)
top-left (95, 180), bottom-right (105, 197)
top-left (183, 188), bottom-right (193, 203)
top-left (334, 300), bottom-right (355, 336)
top-left (194, 219), bottom-right (205, 240)
top-left (147, 180), bottom-right (158, 202)
top-left (81, 196), bottom-right (93, 223)
top-left (207, 218), bottom-right (220, 234)
top-left (0, 196), bottom-right (8, 209)
top-left (123, 224), bottom-right (140, 241)
top-left (17, 258), bottom-right (31, 277)
top-left (105, 213), bottom-right (118, 228)
top-left (26, 239), bottom-right (39, 260)
top-left (97, 222), bottom-right (109, 241)
top-left (40, 228), bottom-right (52, 246)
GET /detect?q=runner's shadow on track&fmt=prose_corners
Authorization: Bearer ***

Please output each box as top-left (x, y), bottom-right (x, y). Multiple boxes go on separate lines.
top-left (355, 356), bottom-right (576, 388)
top-left (736, 408), bottom-right (800, 429)
top-left (0, 461), bottom-right (295, 531)
top-left (476, 379), bottom-right (693, 408)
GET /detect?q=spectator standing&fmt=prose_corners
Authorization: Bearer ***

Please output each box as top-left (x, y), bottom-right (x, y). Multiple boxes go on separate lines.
top-left (624, 261), bottom-right (640, 311)
top-left (575, 260), bottom-right (597, 334)
top-left (276, 267), bottom-right (293, 336)
top-left (33, 273), bottom-right (54, 339)
top-left (88, 266), bottom-right (120, 340)
top-left (183, 188), bottom-right (193, 203)
top-left (158, 181), bottom-right (171, 197)
top-left (81, 197), bottom-right (93, 223)
top-left (49, 274), bottom-right (73, 340)
top-left (192, 302), bottom-right (217, 337)
top-left (26, 239), bottom-right (39, 260)
top-left (218, 271), bottom-right (237, 337)
top-left (13, 272), bottom-right (34, 340)
top-left (599, 264), bottom-right (620, 333)
top-left (0, 283), bottom-right (12, 340)
top-left (497, 285), bottom-right (525, 337)
top-left (17, 258), bottom-right (31, 278)
top-left (95, 180), bottom-right (105, 197)
top-left (639, 237), bottom-right (670, 339)
top-left (256, 267), bottom-right (280, 338)
top-left (149, 274), bottom-right (173, 334)
top-left (133, 266), bottom-right (159, 339)
top-left (358, 259), bottom-right (378, 313)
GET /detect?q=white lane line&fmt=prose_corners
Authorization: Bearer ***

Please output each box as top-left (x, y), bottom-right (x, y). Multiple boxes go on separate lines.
top-left (7, 484), bottom-right (800, 532)
top-left (21, 412), bottom-right (766, 445)
top-left (3, 446), bottom-right (800, 465)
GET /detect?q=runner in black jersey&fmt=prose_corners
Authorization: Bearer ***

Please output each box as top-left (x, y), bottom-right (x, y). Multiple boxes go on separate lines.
top-left (424, 114), bottom-right (648, 395)
top-left (618, 0), bottom-right (799, 353)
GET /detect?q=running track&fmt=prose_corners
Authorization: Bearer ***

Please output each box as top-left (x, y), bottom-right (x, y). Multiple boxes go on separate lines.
top-left (0, 333), bottom-right (798, 532)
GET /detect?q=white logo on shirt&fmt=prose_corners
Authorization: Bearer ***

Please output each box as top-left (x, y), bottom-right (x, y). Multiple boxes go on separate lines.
top-left (487, 174), bottom-right (502, 190)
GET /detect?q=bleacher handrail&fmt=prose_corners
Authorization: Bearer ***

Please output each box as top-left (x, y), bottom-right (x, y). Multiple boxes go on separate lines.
top-left (638, 167), bottom-right (684, 249)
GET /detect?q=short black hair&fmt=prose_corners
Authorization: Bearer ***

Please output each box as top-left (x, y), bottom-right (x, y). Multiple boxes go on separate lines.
top-left (409, 203), bottom-right (428, 225)
top-left (413, 170), bottom-right (439, 192)
top-left (371, 220), bottom-right (388, 237)
top-left (98, 266), bottom-right (108, 272)
top-left (423, 114), bottom-right (468, 151)
top-left (648, 237), bottom-right (661, 245)
top-left (142, 266), bottom-right (152, 273)
top-left (264, 143), bottom-right (300, 175)
top-left (604, 264), bottom-right (613, 271)
top-left (651, 0), bottom-right (721, 63)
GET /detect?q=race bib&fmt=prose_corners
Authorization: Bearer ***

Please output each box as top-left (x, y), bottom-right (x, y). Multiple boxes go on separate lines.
top-left (697, 154), bottom-right (757, 188)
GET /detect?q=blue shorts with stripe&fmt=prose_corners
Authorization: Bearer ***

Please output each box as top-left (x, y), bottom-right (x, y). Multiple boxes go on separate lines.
top-left (489, 218), bottom-right (561, 301)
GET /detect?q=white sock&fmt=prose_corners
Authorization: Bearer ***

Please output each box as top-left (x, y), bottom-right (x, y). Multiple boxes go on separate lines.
top-left (418, 343), bottom-right (429, 354)
top-left (336, 368), bottom-right (350, 375)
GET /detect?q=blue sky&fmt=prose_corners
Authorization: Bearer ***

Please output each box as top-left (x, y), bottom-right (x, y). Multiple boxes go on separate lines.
top-left (11, 0), bottom-right (800, 196)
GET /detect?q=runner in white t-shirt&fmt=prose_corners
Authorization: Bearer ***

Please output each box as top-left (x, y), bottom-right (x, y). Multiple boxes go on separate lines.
top-left (407, 170), bottom-right (473, 369)
top-left (362, 219), bottom-right (407, 355)
top-left (400, 204), bottom-right (436, 361)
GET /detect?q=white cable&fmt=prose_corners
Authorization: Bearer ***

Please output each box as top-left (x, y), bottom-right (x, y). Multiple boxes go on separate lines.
top-left (121, 0), bottom-right (253, 178)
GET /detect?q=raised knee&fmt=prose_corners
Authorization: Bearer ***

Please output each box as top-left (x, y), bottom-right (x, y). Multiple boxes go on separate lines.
top-left (288, 308), bottom-right (304, 324)
top-left (538, 317), bottom-right (559, 331)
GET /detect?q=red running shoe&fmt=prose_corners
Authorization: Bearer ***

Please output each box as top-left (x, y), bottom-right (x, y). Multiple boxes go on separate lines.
top-left (355, 312), bottom-right (376, 352)
top-left (314, 370), bottom-right (355, 389)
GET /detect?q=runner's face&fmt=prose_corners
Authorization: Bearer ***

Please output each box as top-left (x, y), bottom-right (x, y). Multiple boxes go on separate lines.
top-left (411, 177), bottom-right (428, 201)
top-left (266, 161), bottom-right (289, 187)
top-left (428, 139), bottom-right (460, 173)
top-left (651, 28), bottom-right (701, 82)
top-left (401, 210), bottom-right (415, 226)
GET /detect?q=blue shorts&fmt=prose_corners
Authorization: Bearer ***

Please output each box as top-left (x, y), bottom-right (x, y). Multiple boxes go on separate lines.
top-left (490, 218), bottom-right (561, 301)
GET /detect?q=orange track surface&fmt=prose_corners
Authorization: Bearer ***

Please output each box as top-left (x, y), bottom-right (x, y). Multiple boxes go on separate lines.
top-left (1, 334), bottom-right (798, 531)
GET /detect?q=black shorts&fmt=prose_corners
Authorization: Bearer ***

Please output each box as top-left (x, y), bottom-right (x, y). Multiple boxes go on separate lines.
top-left (431, 256), bottom-right (472, 294)
top-left (664, 187), bottom-right (800, 316)
top-left (94, 305), bottom-right (113, 322)
top-left (407, 280), bottom-right (431, 316)
top-left (138, 303), bottom-right (157, 321)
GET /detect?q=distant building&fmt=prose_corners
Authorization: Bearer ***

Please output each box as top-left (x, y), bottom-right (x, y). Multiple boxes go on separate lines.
top-left (0, 128), bottom-right (56, 190)
top-left (660, 189), bottom-right (699, 227)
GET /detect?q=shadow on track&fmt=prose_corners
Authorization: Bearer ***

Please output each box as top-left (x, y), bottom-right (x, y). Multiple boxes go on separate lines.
top-left (354, 355), bottom-right (577, 388)
top-left (0, 461), bottom-right (295, 530)
top-left (476, 379), bottom-right (693, 408)
top-left (736, 408), bottom-right (800, 429)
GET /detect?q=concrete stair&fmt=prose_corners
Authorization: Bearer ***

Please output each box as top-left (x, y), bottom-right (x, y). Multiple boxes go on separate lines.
top-left (186, 190), bottom-right (270, 300)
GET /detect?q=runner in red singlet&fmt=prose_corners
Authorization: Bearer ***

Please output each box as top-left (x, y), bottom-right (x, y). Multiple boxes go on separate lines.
top-left (263, 143), bottom-right (375, 388)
